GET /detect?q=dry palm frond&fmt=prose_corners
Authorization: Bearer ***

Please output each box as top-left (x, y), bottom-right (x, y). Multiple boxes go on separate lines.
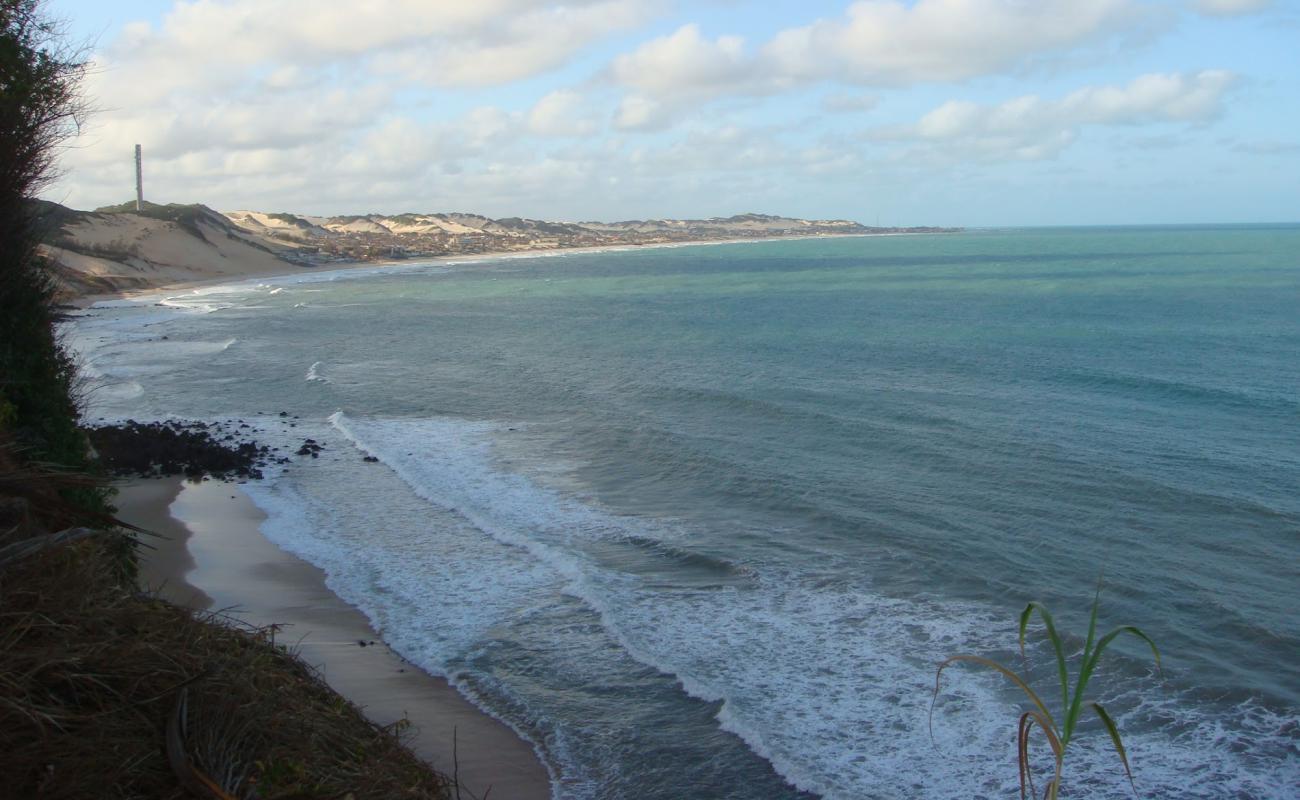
top-left (166, 688), bottom-right (243, 800)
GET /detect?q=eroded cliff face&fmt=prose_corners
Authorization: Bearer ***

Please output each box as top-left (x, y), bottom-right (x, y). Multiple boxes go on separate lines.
top-left (36, 200), bottom-right (299, 299)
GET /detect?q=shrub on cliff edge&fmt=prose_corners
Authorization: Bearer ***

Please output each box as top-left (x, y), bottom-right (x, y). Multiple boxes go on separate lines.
top-left (0, 0), bottom-right (89, 466)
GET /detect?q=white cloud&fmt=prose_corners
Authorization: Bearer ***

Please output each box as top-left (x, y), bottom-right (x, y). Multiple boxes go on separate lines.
top-left (373, 1), bottom-right (655, 87)
top-left (611, 24), bottom-right (764, 97)
top-left (610, 0), bottom-right (1144, 107)
top-left (1059, 70), bottom-right (1237, 124)
top-left (1192, 0), bottom-right (1272, 16)
top-left (605, 1), bottom-right (1155, 132)
top-left (880, 70), bottom-right (1238, 162)
top-left (52, 0), bottom-right (654, 210)
top-left (614, 94), bottom-right (668, 131)
top-left (765, 0), bottom-right (1142, 85)
top-left (821, 93), bottom-right (879, 113)
top-left (528, 90), bottom-right (599, 137)
top-left (79, 0), bottom-right (655, 117)
top-left (105, 0), bottom-right (653, 93)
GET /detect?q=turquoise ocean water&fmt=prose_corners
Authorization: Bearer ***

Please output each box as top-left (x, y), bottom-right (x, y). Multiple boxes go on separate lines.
top-left (68, 227), bottom-right (1299, 798)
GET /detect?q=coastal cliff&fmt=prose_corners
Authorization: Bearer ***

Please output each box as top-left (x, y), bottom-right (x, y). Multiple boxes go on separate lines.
top-left (35, 200), bottom-right (297, 296)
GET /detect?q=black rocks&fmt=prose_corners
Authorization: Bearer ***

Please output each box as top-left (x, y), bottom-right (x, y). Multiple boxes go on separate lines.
top-left (87, 420), bottom-right (271, 480)
top-left (296, 439), bottom-right (324, 458)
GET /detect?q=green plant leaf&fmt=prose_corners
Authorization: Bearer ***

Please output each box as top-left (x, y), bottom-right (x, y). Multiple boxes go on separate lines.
top-left (1020, 601), bottom-right (1070, 721)
top-left (1090, 701), bottom-right (1137, 795)
top-left (939, 591), bottom-right (1156, 799)
top-left (1063, 587), bottom-right (1105, 746)
top-left (1087, 625), bottom-right (1162, 678)
top-left (1069, 623), bottom-right (1162, 740)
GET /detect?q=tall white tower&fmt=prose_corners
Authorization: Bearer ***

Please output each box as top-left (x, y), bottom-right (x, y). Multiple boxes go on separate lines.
top-left (134, 144), bottom-right (143, 211)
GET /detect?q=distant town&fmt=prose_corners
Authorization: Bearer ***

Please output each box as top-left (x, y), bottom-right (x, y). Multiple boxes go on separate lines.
top-left (222, 208), bottom-right (959, 266)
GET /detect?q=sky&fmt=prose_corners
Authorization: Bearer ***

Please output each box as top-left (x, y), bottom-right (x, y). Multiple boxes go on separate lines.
top-left (39, 0), bottom-right (1300, 226)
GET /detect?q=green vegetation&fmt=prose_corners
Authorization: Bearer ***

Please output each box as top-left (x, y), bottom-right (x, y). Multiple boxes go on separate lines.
top-left (94, 199), bottom-right (217, 238)
top-left (932, 589), bottom-right (1161, 799)
top-left (95, 198), bottom-right (209, 219)
top-left (1, 0), bottom-right (90, 467)
top-left (266, 211), bottom-right (305, 224)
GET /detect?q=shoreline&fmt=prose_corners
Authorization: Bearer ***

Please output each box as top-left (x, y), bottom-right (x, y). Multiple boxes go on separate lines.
top-left (70, 230), bottom-right (922, 308)
top-left (114, 476), bottom-right (553, 800)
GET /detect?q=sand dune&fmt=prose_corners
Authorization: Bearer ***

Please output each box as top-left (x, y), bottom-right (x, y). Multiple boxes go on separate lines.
top-left (38, 201), bottom-right (303, 297)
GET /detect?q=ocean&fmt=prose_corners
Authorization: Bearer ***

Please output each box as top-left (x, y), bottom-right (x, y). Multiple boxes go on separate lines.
top-left (66, 227), bottom-right (1299, 799)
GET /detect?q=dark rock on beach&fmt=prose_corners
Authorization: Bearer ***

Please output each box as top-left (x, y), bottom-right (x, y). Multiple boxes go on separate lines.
top-left (87, 420), bottom-right (271, 480)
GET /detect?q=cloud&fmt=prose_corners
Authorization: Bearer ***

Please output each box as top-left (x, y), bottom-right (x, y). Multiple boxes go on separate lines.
top-left (764, 0), bottom-right (1143, 85)
top-left (611, 24), bottom-right (762, 97)
top-left (614, 94), bottom-right (669, 131)
top-left (103, 0), bottom-right (653, 95)
top-left (821, 93), bottom-right (879, 113)
top-left (609, 24), bottom-right (780, 130)
top-left (1057, 71), bottom-right (1238, 123)
top-left (372, 1), bottom-right (655, 87)
top-left (75, 0), bottom-right (657, 131)
top-left (1191, 0), bottom-right (1272, 16)
top-left (610, 0), bottom-right (1144, 107)
top-left (53, 0), bottom-right (654, 209)
top-left (528, 90), bottom-right (599, 137)
top-left (605, 1), bottom-right (1153, 131)
top-left (876, 70), bottom-right (1238, 162)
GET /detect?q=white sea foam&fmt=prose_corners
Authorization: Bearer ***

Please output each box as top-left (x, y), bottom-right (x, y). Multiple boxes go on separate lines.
top-left (316, 415), bottom-right (1005, 796)
top-left (158, 295), bottom-right (236, 315)
top-left (236, 415), bottom-right (565, 784)
top-left (60, 295), bottom-right (242, 414)
top-left (304, 361), bottom-right (327, 382)
top-left (62, 272), bottom-right (1299, 800)
top-left (312, 412), bottom-right (1299, 799)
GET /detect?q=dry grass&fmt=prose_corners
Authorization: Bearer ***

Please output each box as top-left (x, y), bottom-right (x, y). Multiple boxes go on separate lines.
top-left (0, 436), bottom-right (452, 799)
top-left (1, 517), bottom-right (452, 799)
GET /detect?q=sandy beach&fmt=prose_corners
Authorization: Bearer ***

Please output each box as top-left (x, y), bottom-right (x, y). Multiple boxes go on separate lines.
top-left (115, 477), bottom-right (552, 800)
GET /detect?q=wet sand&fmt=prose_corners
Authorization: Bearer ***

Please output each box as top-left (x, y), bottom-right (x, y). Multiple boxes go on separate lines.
top-left (114, 477), bottom-right (552, 800)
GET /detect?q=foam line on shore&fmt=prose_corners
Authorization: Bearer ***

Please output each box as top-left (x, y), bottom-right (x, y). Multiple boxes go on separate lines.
top-left (120, 476), bottom-right (554, 800)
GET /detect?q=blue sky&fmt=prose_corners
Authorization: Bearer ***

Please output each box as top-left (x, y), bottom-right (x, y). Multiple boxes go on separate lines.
top-left (41, 0), bottom-right (1300, 225)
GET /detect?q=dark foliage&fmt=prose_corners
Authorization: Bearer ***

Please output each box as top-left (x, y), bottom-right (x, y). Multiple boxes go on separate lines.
top-left (0, 0), bottom-right (89, 466)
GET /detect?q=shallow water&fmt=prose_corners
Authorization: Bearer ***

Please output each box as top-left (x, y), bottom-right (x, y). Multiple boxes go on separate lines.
top-left (68, 228), bottom-right (1300, 798)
